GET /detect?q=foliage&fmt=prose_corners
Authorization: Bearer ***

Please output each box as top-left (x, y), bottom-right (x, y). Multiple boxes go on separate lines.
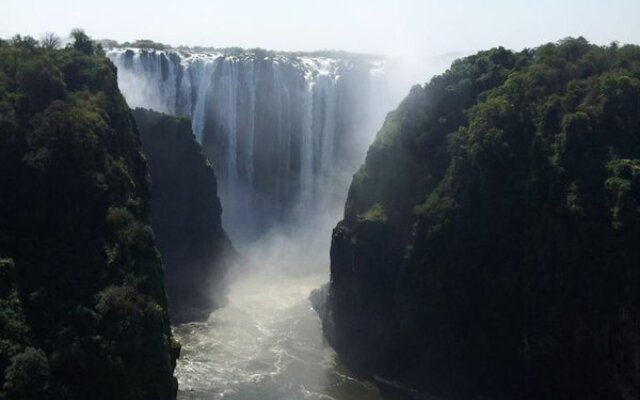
top-left (0, 32), bottom-right (177, 399)
top-left (357, 203), bottom-right (387, 223)
top-left (69, 29), bottom-right (95, 55)
top-left (328, 38), bottom-right (640, 400)
top-left (120, 40), bottom-right (169, 51)
top-left (39, 33), bottom-right (61, 50)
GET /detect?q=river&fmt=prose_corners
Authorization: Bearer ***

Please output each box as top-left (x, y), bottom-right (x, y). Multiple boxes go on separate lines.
top-left (173, 271), bottom-right (390, 400)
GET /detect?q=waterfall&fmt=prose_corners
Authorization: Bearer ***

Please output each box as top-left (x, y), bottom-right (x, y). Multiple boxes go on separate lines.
top-left (108, 48), bottom-right (391, 245)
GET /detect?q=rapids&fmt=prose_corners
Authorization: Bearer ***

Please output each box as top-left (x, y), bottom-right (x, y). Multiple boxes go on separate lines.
top-left (173, 272), bottom-right (387, 400)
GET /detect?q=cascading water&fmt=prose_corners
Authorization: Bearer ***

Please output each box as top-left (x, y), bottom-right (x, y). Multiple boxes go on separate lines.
top-left (108, 47), bottom-right (408, 399)
top-left (108, 48), bottom-right (391, 246)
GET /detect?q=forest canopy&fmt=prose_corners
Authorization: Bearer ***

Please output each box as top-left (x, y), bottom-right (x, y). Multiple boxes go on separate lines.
top-left (327, 37), bottom-right (640, 400)
top-left (0, 30), bottom-right (178, 400)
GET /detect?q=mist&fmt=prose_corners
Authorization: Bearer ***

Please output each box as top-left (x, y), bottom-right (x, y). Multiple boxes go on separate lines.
top-left (106, 46), bottom-right (438, 268)
top-left (100, 37), bottom-right (446, 397)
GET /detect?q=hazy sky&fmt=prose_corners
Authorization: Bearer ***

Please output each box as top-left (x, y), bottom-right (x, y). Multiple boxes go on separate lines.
top-left (3, 0), bottom-right (640, 56)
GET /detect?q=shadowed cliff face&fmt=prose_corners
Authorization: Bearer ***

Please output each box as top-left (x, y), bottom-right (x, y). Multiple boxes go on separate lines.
top-left (0, 36), bottom-right (178, 400)
top-left (108, 48), bottom-right (392, 245)
top-left (319, 38), bottom-right (640, 400)
top-left (133, 108), bottom-right (236, 322)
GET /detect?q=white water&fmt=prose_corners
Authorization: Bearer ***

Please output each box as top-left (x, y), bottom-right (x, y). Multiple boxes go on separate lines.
top-left (173, 271), bottom-right (387, 400)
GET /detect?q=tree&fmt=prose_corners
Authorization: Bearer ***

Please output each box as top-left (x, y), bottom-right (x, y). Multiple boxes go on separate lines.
top-left (40, 32), bottom-right (61, 50)
top-left (11, 35), bottom-right (38, 51)
top-left (70, 28), bottom-right (93, 55)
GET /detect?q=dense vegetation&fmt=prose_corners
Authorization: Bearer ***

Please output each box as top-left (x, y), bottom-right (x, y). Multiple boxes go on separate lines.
top-left (133, 108), bottom-right (235, 321)
top-left (320, 38), bottom-right (640, 399)
top-left (0, 31), bottom-right (178, 399)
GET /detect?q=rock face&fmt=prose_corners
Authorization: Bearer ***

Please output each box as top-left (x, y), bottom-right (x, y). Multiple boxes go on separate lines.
top-left (0, 35), bottom-right (178, 399)
top-left (107, 48), bottom-right (392, 243)
top-left (320, 38), bottom-right (640, 400)
top-left (133, 108), bottom-right (235, 321)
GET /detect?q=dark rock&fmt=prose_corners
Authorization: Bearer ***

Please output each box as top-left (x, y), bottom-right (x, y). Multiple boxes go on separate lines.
top-left (133, 108), bottom-right (236, 322)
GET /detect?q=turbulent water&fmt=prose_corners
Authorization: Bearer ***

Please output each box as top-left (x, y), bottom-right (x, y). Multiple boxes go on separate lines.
top-left (107, 48), bottom-right (393, 244)
top-left (173, 272), bottom-right (390, 400)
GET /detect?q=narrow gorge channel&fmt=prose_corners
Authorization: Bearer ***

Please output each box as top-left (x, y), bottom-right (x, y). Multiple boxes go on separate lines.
top-left (108, 47), bottom-right (408, 400)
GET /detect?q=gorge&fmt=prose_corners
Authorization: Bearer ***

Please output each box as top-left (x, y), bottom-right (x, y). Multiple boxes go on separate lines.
top-left (2, 27), bottom-right (640, 400)
top-left (104, 43), bottom-right (410, 399)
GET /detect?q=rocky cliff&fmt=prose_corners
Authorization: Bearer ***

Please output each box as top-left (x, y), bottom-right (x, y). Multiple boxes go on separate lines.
top-left (319, 38), bottom-right (640, 400)
top-left (0, 32), bottom-right (178, 399)
top-left (133, 108), bottom-right (235, 321)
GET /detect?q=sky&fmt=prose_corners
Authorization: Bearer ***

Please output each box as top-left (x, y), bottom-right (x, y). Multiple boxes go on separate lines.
top-left (2, 0), bottom-right (640, 57)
